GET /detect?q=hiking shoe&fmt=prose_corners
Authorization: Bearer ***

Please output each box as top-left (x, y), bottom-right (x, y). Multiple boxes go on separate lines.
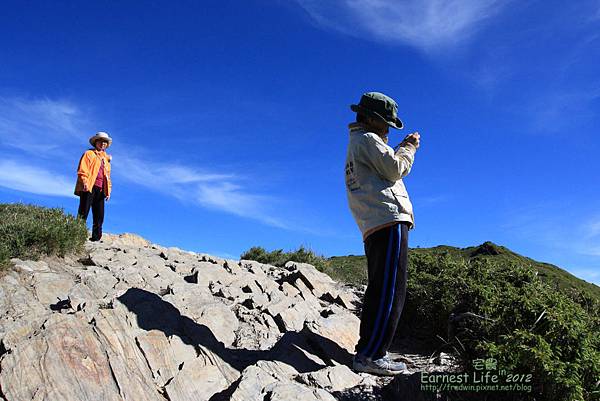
top-left (353, 354), bottom-right (411, 376)
top-left (385, 352), bottom-right (415, 365)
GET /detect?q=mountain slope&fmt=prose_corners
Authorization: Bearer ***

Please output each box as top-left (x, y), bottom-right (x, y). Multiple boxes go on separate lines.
top-left (327, 241), bottom-right (600, 302)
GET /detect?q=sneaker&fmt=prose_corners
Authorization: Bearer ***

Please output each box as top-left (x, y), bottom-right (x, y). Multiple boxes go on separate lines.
top-left (385, 352), bottom-right (415, 365)
top-left (353, 354), bottom-right (411, 376)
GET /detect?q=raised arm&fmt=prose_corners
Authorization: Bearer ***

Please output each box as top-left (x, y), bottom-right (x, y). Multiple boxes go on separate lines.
top-left (361, 133), bottom-right (416, 182)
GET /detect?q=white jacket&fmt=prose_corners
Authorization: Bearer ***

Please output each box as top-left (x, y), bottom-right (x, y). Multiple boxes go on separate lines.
top-left (345, 123), bottom-right (416, 239)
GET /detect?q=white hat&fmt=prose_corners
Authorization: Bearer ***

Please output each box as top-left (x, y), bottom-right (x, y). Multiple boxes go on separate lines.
top-left (89, 131), bottom-right (112, 147)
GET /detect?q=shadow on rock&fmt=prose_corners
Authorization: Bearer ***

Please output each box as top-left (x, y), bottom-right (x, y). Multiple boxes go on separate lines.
top-left (117, 288), bottom-right (353, 373)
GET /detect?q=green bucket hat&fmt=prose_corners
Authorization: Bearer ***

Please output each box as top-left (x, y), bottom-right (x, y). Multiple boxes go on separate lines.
top-left (350, 92), bottom-right (403, 130)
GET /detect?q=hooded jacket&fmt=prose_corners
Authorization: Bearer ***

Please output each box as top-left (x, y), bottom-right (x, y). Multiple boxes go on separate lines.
top-left (345, 123), bottom-right (416, 240)
top-left (74, 149), bottom-right (112, 197)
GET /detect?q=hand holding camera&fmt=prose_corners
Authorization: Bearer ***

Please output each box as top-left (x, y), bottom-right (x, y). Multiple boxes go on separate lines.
top-left (396, 131), bottom-right (420, 150)
top-left (400, 131), bottom-right (421, 148)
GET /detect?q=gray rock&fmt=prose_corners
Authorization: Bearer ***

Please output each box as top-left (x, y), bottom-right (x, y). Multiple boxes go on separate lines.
top-left (11, 259), bottom-right (51, 273)
top-left (100, 232), bottom-right (151, 248)
top-left (281, 281), bottom-right (301, 298)
top-left (32, 271), bottom-right (76, 306)
top-left (92, 309), bottom-right (165, 401)
top-left (285, 261), bottom-right (337, 299)
top-left (0, 314), bottom-right (123, 401)
top-left (164, 346), bottom-right (240, 401)
top-left (273, 299), bottom-right (320, 332)
top-left (136, 330), bottom-right (198, 387)
top-left (188, 302), bottom-right (239, 347)
top-left (263, 382), bottom-right (337, 401)
top-left (304, 308), bottom-right (360, 365)
top-left (297, 365), bottom-right (362, 392)
top-left (233, 306), bottom-right (281, 350)
top-left (230, 360), bottom-right (298, 401)
top-left (78, 267), bottom-right (119, 299)
top-left (0, 232), bottom-right (452, 401)
top-left (0, 272), bottom-right (50, 350)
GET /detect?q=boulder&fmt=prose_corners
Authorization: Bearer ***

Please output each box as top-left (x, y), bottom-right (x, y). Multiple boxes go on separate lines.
top-left (229, 360), bottom-right (298, 401)
top-left (232, 306), bottom-right (281, 350)
top-left (31, 271), bottom-right (76, 306)
top-left (297, 365), bottom-right (362, 392)
top-left (0, 314), bottom-right (123, 401)
top-left (164, 346), bottom-right (240, 401)
top-left (304, 308), bottom-right (360, 365)
top-left (284, 261), bottom-right (337, 299)
top-left (92, 309), bottom-right (165, 401)
top-left (136, 330), bottom-right (198, 387)
top-left (263, 382), bottom-right (337, 401)
top-left (188, 301), bottom-right (239, 347)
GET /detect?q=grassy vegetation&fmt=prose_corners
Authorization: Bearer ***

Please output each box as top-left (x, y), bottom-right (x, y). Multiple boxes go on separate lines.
top-left (402, 252), bottom-right (600, 401)
top-left (241, 245), bottom-right (328, 271)
top-left (241, 242), bottom-right (600, 400)
top-left (0, 203), bottom-right (88, 269)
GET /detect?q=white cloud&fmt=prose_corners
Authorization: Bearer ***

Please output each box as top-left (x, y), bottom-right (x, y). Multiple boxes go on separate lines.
top-left (526, 87), bottom-right (600, 134)
top-left (0, 160), bottom-right (73, 197)
top-left (0, 97), bottom-right (90, 153)
top-left (296, 0), bottom-right (508, 52)
top-left (569, 267), bottom-right (600, 285)
top-left (0, 96), bottom-right (291, 230)
top-left (502, 205), bottom-right (600, 283)
top-left (416, 194), bottom-right (449, 207)
top-left (116, 155), bottom-right (288, 228)
top-left (583, 217), bottom-right (600, 239)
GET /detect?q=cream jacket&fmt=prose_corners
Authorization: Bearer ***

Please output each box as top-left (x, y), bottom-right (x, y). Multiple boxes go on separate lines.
top-left (345, 123), bottom-right (416, 240)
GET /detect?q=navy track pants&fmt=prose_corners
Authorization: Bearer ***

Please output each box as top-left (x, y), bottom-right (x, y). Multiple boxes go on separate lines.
top-left (355, 222), bottom-right (409, 359)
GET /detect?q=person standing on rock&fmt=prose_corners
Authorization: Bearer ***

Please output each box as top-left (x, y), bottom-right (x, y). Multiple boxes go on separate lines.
top-left (345, 92), bottom-right (420, 376)
top-left (75, 131), bottom-right (113, 242)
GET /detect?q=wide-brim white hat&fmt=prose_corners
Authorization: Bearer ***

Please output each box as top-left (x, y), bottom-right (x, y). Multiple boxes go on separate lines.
top-left (89, 131), bottom-right (112, 147)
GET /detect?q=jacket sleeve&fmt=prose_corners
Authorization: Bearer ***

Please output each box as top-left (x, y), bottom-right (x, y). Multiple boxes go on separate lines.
top-left (360, 133), bottom-right (416, 182)
top-left (77, 151), bottom-right (93, 181)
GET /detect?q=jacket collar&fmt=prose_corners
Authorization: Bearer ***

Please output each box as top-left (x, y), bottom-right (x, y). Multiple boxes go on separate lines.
top-left (348, 122), bottom-right (367, 133)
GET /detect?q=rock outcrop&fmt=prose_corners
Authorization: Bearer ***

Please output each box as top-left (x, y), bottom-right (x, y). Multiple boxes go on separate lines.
top-left (0, 233), bottom-right (453, 400)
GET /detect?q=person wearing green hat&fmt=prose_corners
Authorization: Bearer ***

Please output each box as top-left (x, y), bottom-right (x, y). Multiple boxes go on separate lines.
top-left (345, 92), bottom-right (420, 375)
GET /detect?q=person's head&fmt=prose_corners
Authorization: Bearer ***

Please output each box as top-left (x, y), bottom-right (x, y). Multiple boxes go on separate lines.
top-left (356, 113), bottom-right (390, 141)
top-left (351, 92), bottom-right (403, 142)
top-left (94, 139), bottom-right (109, 151)
top-left (88, 131), bottom-right (112, 150)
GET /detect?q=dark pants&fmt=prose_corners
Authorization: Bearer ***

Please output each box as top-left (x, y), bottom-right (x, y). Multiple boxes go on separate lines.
top-left (78, 186), bottom-right (105, 241)
top-left (356, 222), bottom-right (409, 359)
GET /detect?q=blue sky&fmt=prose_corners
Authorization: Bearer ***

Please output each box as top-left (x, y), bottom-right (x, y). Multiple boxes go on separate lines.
top-left (1, 1), bottom-right (599, 285)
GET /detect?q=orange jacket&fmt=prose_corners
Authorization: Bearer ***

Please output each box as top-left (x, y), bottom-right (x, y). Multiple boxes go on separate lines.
top-left (74, 149), bottom-right (112, 197)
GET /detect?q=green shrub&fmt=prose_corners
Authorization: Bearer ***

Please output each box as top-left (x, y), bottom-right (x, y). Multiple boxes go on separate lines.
top-left (246, 243), bottom-right (600, 400)
top-left (401, 253), bottom-right (600, 401)
top-left (240, 245), bottom-right (328, 271)
top-left (0, 203), bottom-right (88, 269)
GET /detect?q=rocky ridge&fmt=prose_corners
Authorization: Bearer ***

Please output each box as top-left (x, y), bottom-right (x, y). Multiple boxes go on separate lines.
top-left (0, 233), bottom-right (453, 401)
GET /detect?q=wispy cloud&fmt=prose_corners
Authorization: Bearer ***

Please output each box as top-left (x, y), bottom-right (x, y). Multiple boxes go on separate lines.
top-left (0, 95), bottom-right (290, 229)
top-left (583, 216), bottom-right (600, 239)
top-left (0, 160), bottom-right (73, 197)
top-left (569, 267), bottom-right (600, 285)
top-left (525, 87), bottom-right (600, 134)
top-left (0, 97), bottom-right (90, 154)
top-left (415, 194), bottom-right (450, 207)
top-left (502, 204), bottom-right (600, 284)
top-left (296, 0), bottom-right (509, 53)
top-left (116, 154), bottom-right (288, 229)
